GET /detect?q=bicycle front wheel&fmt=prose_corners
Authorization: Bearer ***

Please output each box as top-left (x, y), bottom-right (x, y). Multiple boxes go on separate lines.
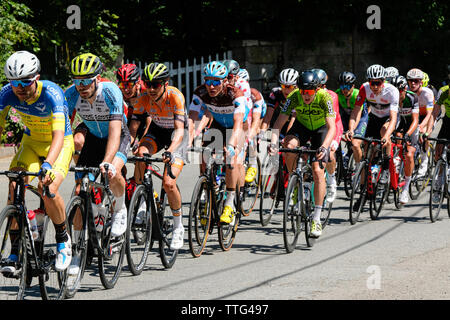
top-left (370, 168), bottom-right (390, 220)
top-left (188, 176), bottom-right (212, 258)
top-left (0, 205), bottom-right (28, 300)
top-left (126, 185), bottom-right (152, 275)
top-left (158, 189), bottom-right (179, 269)
top-left (429, 160), bottom-right (446, 222)
top-left (218, 182), bottom-right (240, 251)
top-left (241, 156), bottom-right (262, 216)
top-left (259, 153), bottom-right (281, 226)
top-left (349, 161), bottom-right (368, 225)
top-left (283, 174), bottom-right (302, 253)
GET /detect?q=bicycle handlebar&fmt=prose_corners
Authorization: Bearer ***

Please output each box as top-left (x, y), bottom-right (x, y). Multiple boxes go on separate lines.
top-left (425, 137), bottom-right (450, 145)
top-left (278, 147), bottom-right (325, 169)
top-left (127, 154), bottom-right (176, 179)
top-left (0, 170), bottom-right (55, 198)
top-left (352, 136), bottom-right (385, 144)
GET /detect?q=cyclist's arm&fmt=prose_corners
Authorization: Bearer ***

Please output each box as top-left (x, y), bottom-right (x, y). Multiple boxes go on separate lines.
top-left (45, 130), bottom-right (65, 166)
top-left (270, 113), bottom-right (289, 146)
top-left (129, 118), bottom-right (141, 143)
top-left (168, 117), bottom-right (184, 154)
top-left (227, 112), bottom-right (245, 149)
top-left (407, 112), bottom-right (419, 137)
top-left (322, 116), bottom-right (336, 150)
top-left (260, 106), bottom-right (274, 131)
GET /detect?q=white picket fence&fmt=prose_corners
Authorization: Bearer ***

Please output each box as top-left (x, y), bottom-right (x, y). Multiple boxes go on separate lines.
top-left (126, 50), bottom-right (233, 105)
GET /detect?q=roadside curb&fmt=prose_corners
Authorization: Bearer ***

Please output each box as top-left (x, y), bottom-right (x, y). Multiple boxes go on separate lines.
top-left (0, 146), bottom-right (16, 159)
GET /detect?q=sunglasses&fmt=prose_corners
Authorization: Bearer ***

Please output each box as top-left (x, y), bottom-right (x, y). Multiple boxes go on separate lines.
top-left (407, 79), bottom-right (421, 84)
top-left (205, 79), bottom-right (222, 86)
top-left (72, 76), bottom-right (97, 86)
top-left (118, 81), bottom-right (137, 89)
top-left (145, 81), bottom-right (164, 89)
top-left (10, 75), bottom-right (38, 88)
top-left (281, 84), bottom-right (295, 89)
top-left (300, 89), bottom-right (316, 96)
top-left (369, 80), bottom-right (383, 87)
top-left (340, 84), bottom-right (353, 90)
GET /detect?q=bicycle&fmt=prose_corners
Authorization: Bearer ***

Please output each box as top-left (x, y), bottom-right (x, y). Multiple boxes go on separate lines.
top-left (187, 147), bottom-right (241, 257)
top-left (126, 154), bottom-right (179, 270)
top-left (241, 140), bottom-right (262, 217)
top-left (336, 138), bottom-right (357, 199)
top-left (426, 137), bottom-right (450, 222)
top-left (0, 169), bottom-right (65, 300)
top-left (279, 146), bottom-right (328, 252)
top-left (64, 164), bottom-right (126, 298)
top-left (409, 137), bottom-right (434, 200)
top-left (348, 136), bottom-right (385, 224)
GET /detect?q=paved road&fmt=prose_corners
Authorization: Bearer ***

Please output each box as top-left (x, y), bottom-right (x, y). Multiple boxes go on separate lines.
top-left (0, 150), bottom-right (449, 303)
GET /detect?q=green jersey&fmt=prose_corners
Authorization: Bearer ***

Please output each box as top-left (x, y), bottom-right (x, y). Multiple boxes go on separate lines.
top-left (336, 88), bottom-right (359, 110)
top-left (437, 85), bottom-right (450, 118)
top-left (281, 88), bottom-right (335, 131)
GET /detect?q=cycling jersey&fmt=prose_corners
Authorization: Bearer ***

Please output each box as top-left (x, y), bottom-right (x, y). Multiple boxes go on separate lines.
top-left (408, 86), bottom-right (434, 116)
top-left (65, 81), bottom-right (126, 139)
top-left (399, 91), bottom-right (419, 120)
top-left (189, 84), bottom-right (249, 128)
top-left (266, 87), bottom-right (291, 135)
top-left (132, 86), bottom-right (187, 129)
top-left (281, 88), bottom-right (335, 131)
top-left (0, 80), bottom-right (72, 143)
top-left (327, 89), bottom-right (343, 146)
top-left (250, 87), bottom-right (266, 118)
top-left (335, 88), bottom-right (360, 113)
top-left (355, 82), bottom-right (399, 118)
top-left (436, 85), bottom-right (450, 118)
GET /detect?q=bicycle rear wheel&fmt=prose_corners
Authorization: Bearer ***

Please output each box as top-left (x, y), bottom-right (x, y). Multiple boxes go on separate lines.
top-left (344, 153), bottom-right (356, 199)
top-left (349, 161), bottom-right (368, 225)
top-left (283, 174), bottom-right (302, 253)
top-left (429, 160), bottom-right (446, 222)
top-left (158, 189), bottom-right (179, 269)
top-left (218, 182), bottom-right (240, 251)
top-left (0, 205), bottom-right (28, 300)
top-left (38, 214), bottom-right (66, 300)
top-left (370, 168), bottom-right (390, 220)
top-left (241, 156), bottom-right (261, 216)
top-left (98, 193), bottom-right (126, 289)
top-left (126, 185), bottom-right (152, 275)
top-left (188, 176), bottom-right (212, 258)
top-left (65, 196), bottom-right (88, 299)
top-left (259, 153), bottom-right (281, 226)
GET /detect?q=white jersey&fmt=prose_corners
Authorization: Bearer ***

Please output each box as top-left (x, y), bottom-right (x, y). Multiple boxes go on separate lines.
top-left (355, 82), bottom-right (399, 118)
top-left (408, 86), bottom-right (434, 116)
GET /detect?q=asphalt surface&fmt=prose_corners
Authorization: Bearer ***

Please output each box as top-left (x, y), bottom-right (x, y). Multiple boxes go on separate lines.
top-left (0, 146), bottom-right (449, 303)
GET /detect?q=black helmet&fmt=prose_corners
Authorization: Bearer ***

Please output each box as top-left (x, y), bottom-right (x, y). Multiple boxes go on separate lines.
top-left (311, 68), bottom-right (328, 85)
top-left (391, 75), bottom-right (408, 90)
top-left (222, 59), bottom-right (240, 75)
top-left (298, 71), bottom-right (320, 90)
top-left (338, 71), bottom-right (356, 85)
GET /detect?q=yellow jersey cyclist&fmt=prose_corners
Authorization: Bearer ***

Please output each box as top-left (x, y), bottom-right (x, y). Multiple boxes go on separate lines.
top-left (0, 51), bottom-right (74, 274)
top-left (130, 62), bottom-right (188, 250)
top-left (431, 84), bottom-right (450, 203)
top-left (188, 61), bottom-right (250, 225)
top-left (270, 70), bottom-right (336, 237)
top-left (65, 53), bottom-right (131, 244)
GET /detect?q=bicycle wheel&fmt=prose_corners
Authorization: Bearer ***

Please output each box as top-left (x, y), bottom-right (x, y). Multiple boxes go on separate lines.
top-left (125, 185), bottom-right (152, 275)
top-left (320, 198), bottom-right (333, 229)
top-left (429, 160), bottom-right (446, 222)
top-left (0, 205), bottom-right (28, 300)
top-left (188, 176), bottom-right (212, 258)
top-left (241, 156), bottom-right (262, 216)
top-left (38, 214), bottom-right (66, 300)
top-left (344, 153), bottom-right (356, 199)
top-left (283, 174), bottom-right (302, 253)
top-left (349, 161), bottom-right (368, 225)
top-left (65, 196), bottom-right (88, 299)
top-left (98, 192), bottom-right (126, 289)
top-left (370, 168), bottom-right (390, 220)
top-left (259, 153), bottom-right (281, 226)
top-left (158, 189), bottom-right (179, 269)
top-left (393, 163), bottom-right (406, 210)
top-left (218, 182), bottom-right (240, 251)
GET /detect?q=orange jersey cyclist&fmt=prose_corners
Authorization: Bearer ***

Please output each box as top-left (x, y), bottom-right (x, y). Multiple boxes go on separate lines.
top-left (270, 70), bottom-right (336, 237)
top-left (130, 62), bottom-right (188, 250)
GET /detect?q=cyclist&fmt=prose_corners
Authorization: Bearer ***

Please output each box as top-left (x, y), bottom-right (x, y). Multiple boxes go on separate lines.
top-left (385, 66), bottom-right (399, 83)
top-left (406, 68), bottom-right (435, 177)
top-left (130, 62), bottom-right (188, 250)
top-left (312, 68), bottom-right (343, 203)
top-left (422, 72), bottom-right (438, 99)
top-left (391, 75), bottom-right (420, 204)
top-left (337, 72), bottom-right (369, 168)
top-left (430, 83), bottom-right (450, 203)
top-left (270, 70), bottom-right (336, 237)
top-left (116, 63), bottom-right (150, 146)
top-left (237, 68), bottom-right (267, 183)
top-left (65, 53), bottom-right (130, 240)
top-left (0, 51), bottom-right (74, 273)
top-left (261, 68), bottom-right (299, 136)
top-left (188, 61), bottom-right (250, 225)
top-left (347, 64), bottom-right (400, 192)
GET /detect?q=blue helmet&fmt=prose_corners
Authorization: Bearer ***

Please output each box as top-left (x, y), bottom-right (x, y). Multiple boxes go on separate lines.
top-left (203, 61), bottom-right (228, 79)
top-left (237, 68), bottom-right (250, 81)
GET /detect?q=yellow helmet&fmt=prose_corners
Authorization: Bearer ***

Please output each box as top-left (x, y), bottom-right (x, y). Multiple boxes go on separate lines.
top-left (422, 72), bottom-right (430, 87)
top-left (70, 53), bottom-right (103, 77)
top-left (143, 63), bottom-right (170, 81)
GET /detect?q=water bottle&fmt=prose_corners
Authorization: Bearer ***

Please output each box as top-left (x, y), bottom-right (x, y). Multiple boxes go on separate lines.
top-left (27, 210), bottom-right (39, 241)
top-left (95, 203), bottom-right (106, 232)
top-left (371, 164), bottom-right (379, 180)
top-left (393, 156), bottom-right (401, 174)
top-left (34, 208), bottom-right (45, 236)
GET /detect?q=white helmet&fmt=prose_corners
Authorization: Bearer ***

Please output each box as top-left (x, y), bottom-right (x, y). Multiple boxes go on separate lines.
top-left (4, 51), bottom-right (41, 80)
top-left (406, 68), bottom-right (424, 80)
top-left (279, 68), bottom-right (299, 85)
top-left (366, 64), bottom-right (385, 79)
top-left (384, 66), bottom-right (399, 78)
top-left (237, 68), bottom-right (250, 81)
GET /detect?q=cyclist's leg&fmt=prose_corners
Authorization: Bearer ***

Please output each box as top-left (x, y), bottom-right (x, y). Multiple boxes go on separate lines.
top-left (311, 126), bottom-right (329, 226)
top-left (72, 122), bottom-right (88, 165)
top-left (134, 135), bottom-right (157, 184)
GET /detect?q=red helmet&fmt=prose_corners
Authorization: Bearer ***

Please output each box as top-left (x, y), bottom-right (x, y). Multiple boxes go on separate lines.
top-left (116, 64), bottom-right (140, 82)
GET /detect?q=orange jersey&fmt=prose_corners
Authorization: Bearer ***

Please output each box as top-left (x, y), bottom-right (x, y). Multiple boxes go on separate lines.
top-left (133, 86), bottom-right (187, 129)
